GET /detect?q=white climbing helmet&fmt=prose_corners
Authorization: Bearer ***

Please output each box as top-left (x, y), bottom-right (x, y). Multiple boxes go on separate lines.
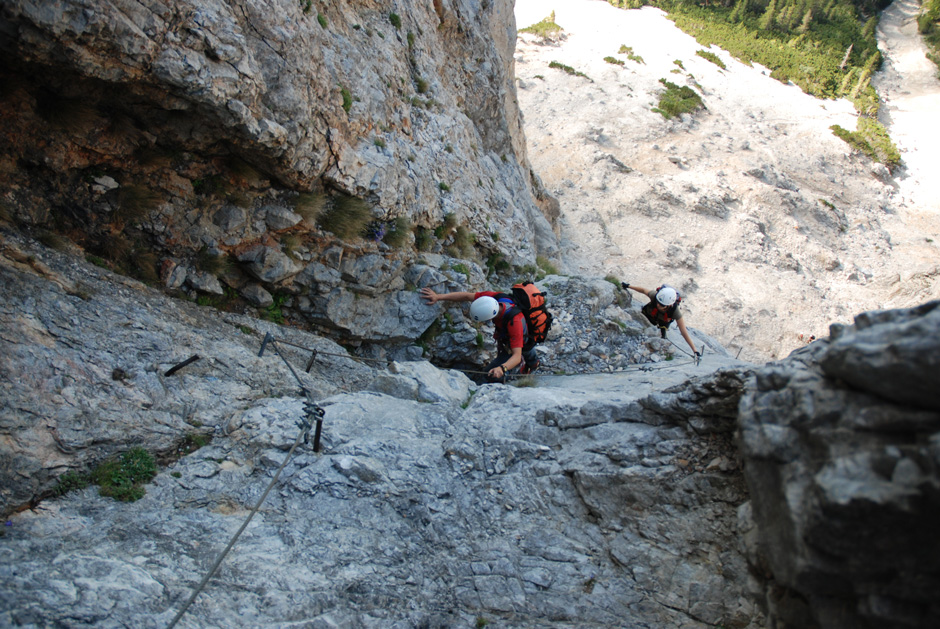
top-left (469, 296), bottom-right (499, 322)
top-left (656, 286), bottom-right (678, 307)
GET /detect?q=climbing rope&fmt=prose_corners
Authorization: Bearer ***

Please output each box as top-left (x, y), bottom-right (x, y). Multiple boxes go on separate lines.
top-left (166, 334), bottom-right (325, 629)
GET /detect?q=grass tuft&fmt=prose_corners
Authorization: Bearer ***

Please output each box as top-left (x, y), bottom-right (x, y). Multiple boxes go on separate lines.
top-left (318, 193), bottom-right (373, 239)
top-left (383, 216), bottom-right (412, 249)
top-left (115, 185), bottom-right (162, 222)
top-left (293, 192), bottom-right (328, 223)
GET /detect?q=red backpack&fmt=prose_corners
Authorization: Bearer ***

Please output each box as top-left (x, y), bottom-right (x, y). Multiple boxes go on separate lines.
top-left (499, 281), bottom-right (553, 348)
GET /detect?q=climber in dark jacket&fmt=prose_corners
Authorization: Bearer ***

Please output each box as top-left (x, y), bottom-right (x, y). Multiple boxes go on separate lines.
top-left (622, 282), bottom-right (699, 358)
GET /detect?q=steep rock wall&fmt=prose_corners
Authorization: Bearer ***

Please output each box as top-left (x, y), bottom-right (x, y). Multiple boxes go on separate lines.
top-left (0, 0), bottom-right (558, 341)
top-left (738, 302), bottom-right (940, 628)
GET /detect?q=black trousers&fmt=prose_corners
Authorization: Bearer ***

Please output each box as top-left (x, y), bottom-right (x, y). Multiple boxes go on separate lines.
top-left (485, 345), bottom-right (539, 383)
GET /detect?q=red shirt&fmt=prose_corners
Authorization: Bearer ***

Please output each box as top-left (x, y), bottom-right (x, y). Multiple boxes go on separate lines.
top-left (475, 291), bottom-right (526, 349)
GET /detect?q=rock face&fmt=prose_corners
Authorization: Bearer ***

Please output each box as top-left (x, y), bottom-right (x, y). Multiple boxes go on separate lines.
top-left (0, 0), bottom-right (553, 260)
top-left (2, 223), bottom-right (938, 628)
top-left (0, 0), bottom-right (559, 349)
top-left (737, 301), bottom-right (940, 628)
top-left (1, 231), bottom-right (762, 627)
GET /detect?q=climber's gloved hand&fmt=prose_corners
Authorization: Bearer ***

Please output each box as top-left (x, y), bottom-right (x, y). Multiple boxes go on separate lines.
top-left (694, 351), bottom-right (702, 364)
top-left (621, 282), bottom-right (630, 290)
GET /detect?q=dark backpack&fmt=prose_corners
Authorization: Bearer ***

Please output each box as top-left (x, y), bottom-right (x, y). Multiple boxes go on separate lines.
top-left (498, 281), bottom-right (553, 349)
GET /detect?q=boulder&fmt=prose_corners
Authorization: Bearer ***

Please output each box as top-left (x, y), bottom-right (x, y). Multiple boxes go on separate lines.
top-left (237, 244), bottom-right (302, 283)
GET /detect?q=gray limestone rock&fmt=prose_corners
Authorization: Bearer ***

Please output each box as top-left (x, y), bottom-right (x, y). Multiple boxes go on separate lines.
top-left (737, 305), bottom-right (940, 628)
top-left (237, 244), bottom-right (302, 283)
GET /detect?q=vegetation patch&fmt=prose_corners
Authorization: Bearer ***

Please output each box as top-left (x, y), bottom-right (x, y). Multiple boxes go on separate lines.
top-left (920, 0), bottom-right (940, 73)
top-left (317, 193), bottom-right (373, 239)
top-left (652, 79), bottom-right (705, 119)
top-left (830, 118), bottom-right (901, 169)
top-left (195, 246), bottom-right (232, 276)
top-left (115, 185), bottom-right (162, 223)
top-left (695, 48), bottom-right (727, 69)
top-left (340, 86), bottom-right (352, 113)
top-left (293, 192), bottom-right (327, 223)
top-left (383, 216), bottom-right (412, 249)
top-left (177, 432), bottom-right (212, 457)
top-left (91, 447), bottom-right (158, 502)
top-left (264, 293), bottom-right (289, 324)
top-left (413, 225), bottom-right (434, 251)
top-left (619, 44), bottom-right (645, 64)
top-left (548, 61), bottom-right (593, 82)
top-left (537, 256), bottom-right (559, 276)
top-left (661, 0), bottom-right (884, 110)
top-left (604, 56), bottom-right (625, 66)
top-left (519, 12), bottom-right (564, 40)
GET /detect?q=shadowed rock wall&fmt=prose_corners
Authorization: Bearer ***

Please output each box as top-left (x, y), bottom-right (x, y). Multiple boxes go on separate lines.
top-left (738, 301), bottom-right (940, 628)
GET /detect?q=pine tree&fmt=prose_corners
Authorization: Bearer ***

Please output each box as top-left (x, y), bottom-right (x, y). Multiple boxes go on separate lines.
top-left (759, 0), bottom-right (780, 31)
top-left (730, 0), bottom-right (749, 23)
top-left (798, 7), bottom-right (814, 33)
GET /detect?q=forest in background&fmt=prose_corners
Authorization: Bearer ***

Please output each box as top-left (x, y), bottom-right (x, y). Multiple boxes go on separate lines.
top-left (603, 0), bottom-right (905, 167)
top-left (921, 0), bottom-right (940, 69)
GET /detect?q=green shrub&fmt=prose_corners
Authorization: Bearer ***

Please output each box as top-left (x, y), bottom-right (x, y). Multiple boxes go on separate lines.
top-left (486, 252), bottom-right (510, 276)
top-left (652, 79), bottom-right (704, 119)
top-left (414, 225), bottom-right (434, 251)
top-left (91, 447), bottom-right (157, 502)
top-left (341, 86), bottom-right (352, 113)
top-left (519, 13), bottom-right (563, 39)
top-left (830, 118), bottom-right (900, 169)
top-left (695, 49), bottom-right (727, 69)
top-left (434, 213), bottom-right (458, 240)
top-left (264, 293), bottom-right (288, 324)
top-left (53, 470), bottom-right (90, 496)
top-left (416, 77), bottom-right (429, 93)
top-left (389, 12), bottom-right (401, 29)
top-left (37, 230), bottom-right (70, 251)
top-left (452, 226), bottom-right (474, 256)
top-left (178, 432), bottom-right (212, 456)
top-left (438, 181), bottom-right (450, 192)
top-left (318, 193), bottom-right (373, 239)
top-left (383, 216), bottom-right (412, 249)
top-left (604, 56), bottom-right (625, 66)
top-left (664, 2), bottom-right (883, 107)
top-left (317, 12), bottom-right (327, 28)
top-left (450, 263), bottom-right (472, 282)
top-left (618, 44), bottom-right (645, 64)
top-left (549, 61), bottom-right (593, 82)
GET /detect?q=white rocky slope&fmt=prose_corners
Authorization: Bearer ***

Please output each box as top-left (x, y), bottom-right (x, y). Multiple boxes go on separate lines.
top-left (514, 0), bottom-right (940, 363)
